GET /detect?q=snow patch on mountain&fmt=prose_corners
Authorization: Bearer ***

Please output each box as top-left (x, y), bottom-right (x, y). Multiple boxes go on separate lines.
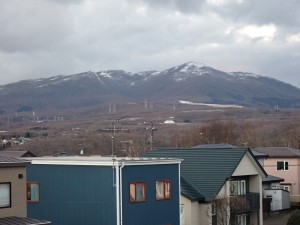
top-left (179, 100), bottom-right (243, 108)
top-left (36, 84), bottom-right (48, 88)
top-left (99, 71), bottom-right (112, 78)
top-left (229, 72), bottom-right (260, 78)
top-left (165, 61), bottom-right (212, 82)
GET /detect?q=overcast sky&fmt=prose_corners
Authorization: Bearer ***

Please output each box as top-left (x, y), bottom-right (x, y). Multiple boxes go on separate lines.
top-left (1, 0), bottom-right (300, 87)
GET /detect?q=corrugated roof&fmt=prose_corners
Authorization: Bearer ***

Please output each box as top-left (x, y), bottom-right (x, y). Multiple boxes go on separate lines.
top-left (0, 150), bottom-right (36, 158)
top-left (0, 217), bottom-right (50, 225)
top-left (143, 147), bottom-right (249, 201)
top-left (254, 147), bottom-right (300, 157)
top-left (0, 156), bottom-right (30, 167)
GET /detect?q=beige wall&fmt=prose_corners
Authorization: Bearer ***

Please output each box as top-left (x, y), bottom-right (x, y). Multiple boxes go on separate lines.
top-left (233, 152), bottom-right (261, 176)
top-left (181, 196), bottom-right (211, 225)
top-left (0, 167), bottom-right (27, 218)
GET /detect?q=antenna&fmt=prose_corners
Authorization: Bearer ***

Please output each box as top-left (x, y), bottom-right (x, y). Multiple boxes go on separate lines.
top-left (120, 140), bottom-right (133, 156)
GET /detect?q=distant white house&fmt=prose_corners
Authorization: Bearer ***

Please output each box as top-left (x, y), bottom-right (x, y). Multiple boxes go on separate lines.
top-left (164, 116), bottom-right (175, 124)
top-left (164, 119), bottom-right (175, 124)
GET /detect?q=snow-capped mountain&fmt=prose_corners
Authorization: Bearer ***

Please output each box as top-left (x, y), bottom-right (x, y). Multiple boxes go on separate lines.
top-left (1, 62), bottom-right (300, 112)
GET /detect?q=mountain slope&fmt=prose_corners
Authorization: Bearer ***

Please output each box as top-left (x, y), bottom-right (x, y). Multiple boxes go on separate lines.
top-left (1, 62), bottom-right (300, 113)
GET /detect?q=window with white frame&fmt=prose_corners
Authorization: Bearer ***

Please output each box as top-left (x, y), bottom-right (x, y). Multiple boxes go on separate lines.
top-left (277, 161), bottom-right (289, 171)
top-left (236, 214), bottom-right (247, 225)
top-left (0, 182), bottom-right (11, 208)
top-left (230, 180), bottom-right (246, 195)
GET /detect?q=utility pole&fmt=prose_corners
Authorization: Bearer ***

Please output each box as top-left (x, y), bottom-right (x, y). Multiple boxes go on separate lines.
top-left (145, 121), bottom-right (156, 150)
top-left (111, 118), bottom-right (120, 156)
top-left (111, 118), bottom-right (120, 188)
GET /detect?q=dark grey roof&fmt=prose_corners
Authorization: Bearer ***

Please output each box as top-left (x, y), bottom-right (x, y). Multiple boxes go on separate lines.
top-left (254, 147), bottom-right (300, 157)
top-left (251, 149), bottom-right (268, 158)
top-left (262, 175), bottom-right (284, 184)
top-left (143, 147), bottom-right (261, 202)
top-left (0, 156), bottom-right (30, 167)
top-left (0, 217), bottom-right (50, 225)
top-left (0, 150), bottom-right (36, 157)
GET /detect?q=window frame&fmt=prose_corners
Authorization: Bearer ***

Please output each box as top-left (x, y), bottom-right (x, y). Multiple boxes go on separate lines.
top-left (129, 181), bottom-right (146, 203)
top-left (283, 186), bottom-right (290, 192)
top-left (0, 182), bottom-right (11, 208)
top-left (236, 214), bottom-right (247, 225)
top-left (27, 182), bottom-right (40, 202)
top-left (229, 180), bottom-right (246, 196)
top-left (277, 161), bottom-right (289, 171)
top-left (156, 180), bottom-right (172, 200)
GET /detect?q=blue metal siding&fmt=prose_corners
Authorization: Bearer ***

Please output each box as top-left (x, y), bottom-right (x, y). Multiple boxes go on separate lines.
top-left (122, 164), bottom-right (180, 225)
top-left (27, 164), bottom-right (116, 225)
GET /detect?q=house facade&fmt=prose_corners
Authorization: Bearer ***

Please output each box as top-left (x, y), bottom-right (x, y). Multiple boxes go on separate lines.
top-left (0, 156), bottom-right (50, 225)
top-left (144, 146), bottom-right (267, 225)
top-left (0, 156), bottom-right (29, 218)
top-left (251, 149), bottom-right (290, 212)
top-left (26, 156), bottom-right (181, 225)
top-left (254, 147), bottom-right (300, 204)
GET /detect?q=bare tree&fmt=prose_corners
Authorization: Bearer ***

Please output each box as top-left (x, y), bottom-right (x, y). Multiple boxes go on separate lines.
top-left (209, 195), bottom-right (250, 225)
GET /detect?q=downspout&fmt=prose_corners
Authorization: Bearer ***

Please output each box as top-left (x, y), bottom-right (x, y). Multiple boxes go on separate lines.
top-left (116, 163), bottom-right (120, 225)
top-left (119, 162), bottom-right (125, 225)
top-left (179, 163), bottom-right (182, 225)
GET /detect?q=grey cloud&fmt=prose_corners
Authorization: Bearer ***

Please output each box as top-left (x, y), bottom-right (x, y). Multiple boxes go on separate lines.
top-left (1, 0), bottom-right (300, 88)
top-left (128, 0), bottom-right (206, 13)
top-left (206, 0), bottom-right (300, 28)
top-left (0, 0), bottom-right (73, 53)
top-left (47, 0), bottom-right (84, 5)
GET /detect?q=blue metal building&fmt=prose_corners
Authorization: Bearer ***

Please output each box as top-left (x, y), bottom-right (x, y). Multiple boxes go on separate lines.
top-left (26, 156), bottom-right (181, 225)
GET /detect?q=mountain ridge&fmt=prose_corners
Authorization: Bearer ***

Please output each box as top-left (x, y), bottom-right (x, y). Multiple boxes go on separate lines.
top-left (1, 61), bottom-right (300, 113)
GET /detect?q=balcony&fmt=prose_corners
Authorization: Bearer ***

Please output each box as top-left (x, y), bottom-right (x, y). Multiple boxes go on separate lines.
top-left (230, 192), bottom-right (260, 213)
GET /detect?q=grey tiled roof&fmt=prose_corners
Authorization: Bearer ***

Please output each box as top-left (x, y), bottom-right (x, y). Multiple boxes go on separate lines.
top-left (254, 147), bottom-right (300, 157)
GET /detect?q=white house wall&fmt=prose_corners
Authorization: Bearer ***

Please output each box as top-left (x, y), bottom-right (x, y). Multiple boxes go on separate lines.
top-left (264, 189), bottom-right (290, 211)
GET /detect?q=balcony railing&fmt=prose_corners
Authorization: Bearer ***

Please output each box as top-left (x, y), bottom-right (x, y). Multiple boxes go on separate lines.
top-left (230, 192), bottom-right (260, 213)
